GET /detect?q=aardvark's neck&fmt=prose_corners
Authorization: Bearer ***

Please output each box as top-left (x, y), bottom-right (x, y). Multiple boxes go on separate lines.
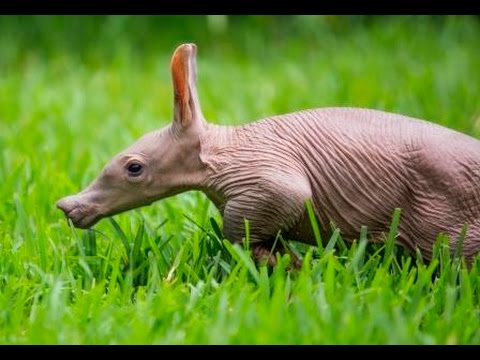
top-left (196, 121), bottom-right (290, 212)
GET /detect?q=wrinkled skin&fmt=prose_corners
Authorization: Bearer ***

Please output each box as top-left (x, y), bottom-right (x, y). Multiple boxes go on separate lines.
top-left (57, 43), bottom-right (480, 265)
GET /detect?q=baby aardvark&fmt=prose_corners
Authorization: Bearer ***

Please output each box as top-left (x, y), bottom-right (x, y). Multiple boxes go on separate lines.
top-left (57, 43), bottom-right (480, 265)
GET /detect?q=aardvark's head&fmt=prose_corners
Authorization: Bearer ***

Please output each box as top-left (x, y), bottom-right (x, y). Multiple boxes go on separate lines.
top-left (57, 43), bottom-right (207, 228)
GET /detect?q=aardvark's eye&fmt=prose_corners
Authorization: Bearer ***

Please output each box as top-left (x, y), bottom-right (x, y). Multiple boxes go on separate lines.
top-left (127, 162), bottom-right (143, 176)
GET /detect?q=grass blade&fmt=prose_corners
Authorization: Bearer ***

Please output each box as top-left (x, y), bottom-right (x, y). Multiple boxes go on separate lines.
top-left (132, 221), bottom-right (145, 263)
top-left (305, 199), bottom-right (323, 254)
top-left (384, 208), bottom-right (402, 267)
top-left (210, 217), bottom-right (224, 241)
top-left (222, 240), bottom-right (259, 284)
top-left (324, 228), bottom-right (340, 254)
top-left (109, 218), bottom-right (131, 258)
top-left (244, 218), bottom-right (250, 251)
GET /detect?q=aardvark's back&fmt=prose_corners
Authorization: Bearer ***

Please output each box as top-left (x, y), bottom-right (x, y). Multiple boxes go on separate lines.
top-left (206, 106), bottom-right (480, 260)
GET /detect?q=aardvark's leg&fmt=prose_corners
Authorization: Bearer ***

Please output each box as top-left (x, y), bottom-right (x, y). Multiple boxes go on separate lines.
top-left (221, 173), bottom-right (311, 268)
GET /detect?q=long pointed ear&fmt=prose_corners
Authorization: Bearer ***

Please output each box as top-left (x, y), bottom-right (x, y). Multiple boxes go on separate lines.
top-left (171, 43), bottom-right (204, 128)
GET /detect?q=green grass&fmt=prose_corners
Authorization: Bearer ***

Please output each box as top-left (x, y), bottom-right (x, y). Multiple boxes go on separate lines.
top-left (1, 15), bottom-right (480, 344)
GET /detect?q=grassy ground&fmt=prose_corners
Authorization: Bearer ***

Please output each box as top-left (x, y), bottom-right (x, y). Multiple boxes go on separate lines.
top-left (0, 15), bottom-right (480, 344)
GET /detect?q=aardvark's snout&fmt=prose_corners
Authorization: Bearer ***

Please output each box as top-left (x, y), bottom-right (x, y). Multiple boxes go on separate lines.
top-left (56, 195), bottom-right (101, 229)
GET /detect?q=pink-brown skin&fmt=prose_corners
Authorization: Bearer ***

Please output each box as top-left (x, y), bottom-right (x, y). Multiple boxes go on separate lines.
top-left (57, 43), bottom-right (480, 266)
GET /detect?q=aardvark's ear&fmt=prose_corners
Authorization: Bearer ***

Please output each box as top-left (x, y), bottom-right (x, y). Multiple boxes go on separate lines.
top-left (171, 43), bottom-right (204, 128)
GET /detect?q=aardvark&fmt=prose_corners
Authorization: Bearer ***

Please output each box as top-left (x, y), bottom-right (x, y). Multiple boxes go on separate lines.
top-left (57, 43), bottom-right (480, 265)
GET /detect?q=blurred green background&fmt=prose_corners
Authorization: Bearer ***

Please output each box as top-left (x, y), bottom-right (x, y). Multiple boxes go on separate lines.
top-left (0, 16), bottom-right (479, 344)
top-left (2, 15), bottom-right (479, 130)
